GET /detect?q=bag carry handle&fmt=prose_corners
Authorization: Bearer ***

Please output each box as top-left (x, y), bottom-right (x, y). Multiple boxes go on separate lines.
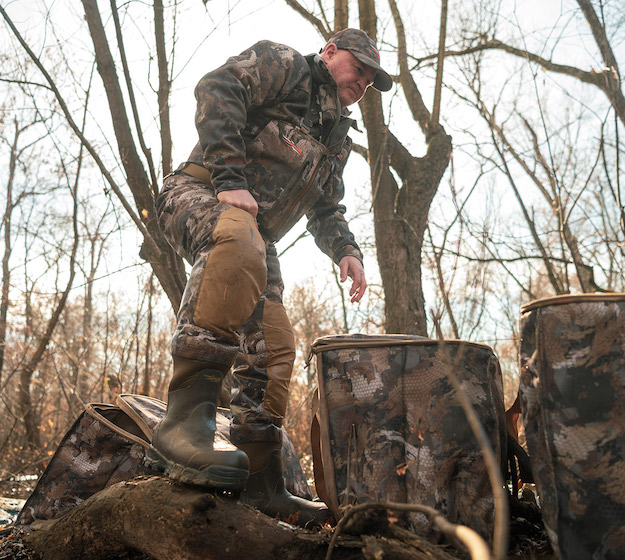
top-left (506, 391), bottom-right (534, 487)
top-left (85, 403), bottom-right (150, 449)
top-left (115, 394), bottom-right (167, 443)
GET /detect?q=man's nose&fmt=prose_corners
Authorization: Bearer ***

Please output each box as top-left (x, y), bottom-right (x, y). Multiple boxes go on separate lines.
top-left (359, 74), bottom-right (373, 91)
top-left (356, 76), bottom-right (370, 92)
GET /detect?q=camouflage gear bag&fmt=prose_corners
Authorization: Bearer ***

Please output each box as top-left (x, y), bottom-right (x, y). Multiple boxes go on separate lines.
top-left (519, 293), bottom-right (625, 560)
top-left (310, 334), bottom-right (506, 542)
top-left (16, 394), bottom-right (161, 526)
top-left (16, 394), bottom-right (311, 526)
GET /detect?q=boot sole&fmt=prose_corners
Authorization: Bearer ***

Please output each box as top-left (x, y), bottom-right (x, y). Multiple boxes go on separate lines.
top-left (144, 446), bottom-right (248, 492)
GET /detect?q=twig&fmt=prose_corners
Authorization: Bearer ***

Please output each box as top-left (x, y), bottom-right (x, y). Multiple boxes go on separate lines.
top-left (616, 108), bottom-right (624, 237)
top-left (431, 316), bottom-right (508, 560)
top-left (109, 0), bottom-right (159, 191)
top-left (325, 501), bottom-right (491, 560)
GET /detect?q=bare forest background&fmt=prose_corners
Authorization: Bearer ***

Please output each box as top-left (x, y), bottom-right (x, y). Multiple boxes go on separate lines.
top-left (0, 0), bottom-right (623, 496)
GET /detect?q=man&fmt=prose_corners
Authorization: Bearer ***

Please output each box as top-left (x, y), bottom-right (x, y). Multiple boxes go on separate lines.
top-left (146, 28), bottom-right (392, 526)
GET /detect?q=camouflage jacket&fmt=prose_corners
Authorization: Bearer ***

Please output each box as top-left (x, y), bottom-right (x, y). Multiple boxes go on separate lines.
top-left (185, 40), bottom-right (363, 264)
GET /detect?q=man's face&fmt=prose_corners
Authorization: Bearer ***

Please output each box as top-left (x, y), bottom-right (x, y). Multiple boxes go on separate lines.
top-left (321, 45), bottom-right (377, 108)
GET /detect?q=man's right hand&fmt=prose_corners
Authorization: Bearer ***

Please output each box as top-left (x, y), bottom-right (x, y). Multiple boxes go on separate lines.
top-left (217, 189), bottom-right (258, 218)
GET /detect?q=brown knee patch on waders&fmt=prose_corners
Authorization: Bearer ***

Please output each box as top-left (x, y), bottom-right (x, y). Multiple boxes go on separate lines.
top-left (194, 207), bottom-right (267, 342)
top-left (261, 299), bottom-right (296, 424)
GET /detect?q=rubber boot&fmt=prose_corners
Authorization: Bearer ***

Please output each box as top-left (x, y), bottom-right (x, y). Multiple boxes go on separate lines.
top-left (145, 357), bottom-right (249, 491)
top-left (238, 441), bottom-right (330, 528)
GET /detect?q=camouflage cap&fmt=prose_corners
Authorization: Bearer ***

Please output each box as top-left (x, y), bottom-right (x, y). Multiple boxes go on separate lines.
top-left (326, 28), bottom-right (393, 92)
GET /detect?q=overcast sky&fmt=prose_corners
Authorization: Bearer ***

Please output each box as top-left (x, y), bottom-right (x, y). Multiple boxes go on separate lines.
top-left (2, 0), bottom-right (623, 346)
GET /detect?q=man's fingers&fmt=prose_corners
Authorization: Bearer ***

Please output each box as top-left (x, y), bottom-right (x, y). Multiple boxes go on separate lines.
top-left (339, 259), bottom-right (349, 282)
top-left (348, 272), bottom-right (360, 295)
top-left (339, 256), bottom-right (367, 303)
top-left (217, 189), bottom-right (258, 218)
top-left (349, 273), bottom-right (367, 303)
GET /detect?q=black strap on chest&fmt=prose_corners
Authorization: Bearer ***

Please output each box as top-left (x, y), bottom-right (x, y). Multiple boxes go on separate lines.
top-left (299, 90), bottom-right (316, 134)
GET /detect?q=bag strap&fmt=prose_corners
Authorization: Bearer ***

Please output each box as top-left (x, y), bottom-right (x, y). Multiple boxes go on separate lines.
top-left (311, 414), bottom-right (332, 507)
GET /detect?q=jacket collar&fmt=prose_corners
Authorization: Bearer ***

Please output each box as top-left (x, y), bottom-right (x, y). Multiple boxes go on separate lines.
top-left (306, 54), bottom-right (358, 147)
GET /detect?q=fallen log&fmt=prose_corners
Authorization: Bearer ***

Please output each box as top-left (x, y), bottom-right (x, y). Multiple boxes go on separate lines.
top-left (20, 477), bottom-right (460, 560)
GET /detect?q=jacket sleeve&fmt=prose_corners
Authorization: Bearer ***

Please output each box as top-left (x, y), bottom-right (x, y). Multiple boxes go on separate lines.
top-left (306, 141), bottom-right (364, 265)
top-left (194, 41), bottom-right (309, 193)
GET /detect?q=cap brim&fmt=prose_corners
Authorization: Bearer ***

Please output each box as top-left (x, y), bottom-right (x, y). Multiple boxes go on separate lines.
top-left (351, 51), bottom-right (393, 92)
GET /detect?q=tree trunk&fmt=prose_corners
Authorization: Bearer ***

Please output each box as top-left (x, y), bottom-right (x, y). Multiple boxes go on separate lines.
top-left (18, 365), bottom-right (40, 450)
top-left (357, 0), bottom-right (452, 336)
top-left (153, 0), bottom-right (173, 177)
top-left (334, 0), bottom-right (348, 31)
top-left (0, 121), bottom-right (19, 384)
top-left (576, 0), bottom-right (625, 127)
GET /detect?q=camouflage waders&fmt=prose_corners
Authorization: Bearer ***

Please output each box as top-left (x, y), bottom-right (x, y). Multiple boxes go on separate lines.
top-left (147, 172), bottom-right (330, 523)
top-left (155, 173), bottom-right (297, 448)
top-left (519, 293), bottom-right (625, 560)
top-left (310, 334), bottom-right (506, 543)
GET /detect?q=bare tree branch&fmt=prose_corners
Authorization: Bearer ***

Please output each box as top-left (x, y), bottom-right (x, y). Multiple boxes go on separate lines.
top-left (427, 33), bottom-right (625, 127)
top-left (18, 124), bottom-right (82, 449)
top-left (432, 0), bottom-right (448, 125)
top-left (154, 0), bottom-right (173, 178)
top-left (0, 120), bottom-right (22, 385)
top-left (81, 0), bottom-right (185, 309)
top-left (0, 3), bottom-right (157, 253)
top-left (387, 0), bottom-right (431, 133)
top-left (520, 117), bottom-right (592, 292)
top-left (426, 225), bottom-right (459, 338)
top-left (283, 0), bottom-right (330, 39)
top-left (454, 74), bottom-right (568, 295)
top-left (577, 0), bottom-right (621, 80)
top-left (0, 77), bottom-right (53, 91)
top-left (109, 0), bottom-right (159, 192)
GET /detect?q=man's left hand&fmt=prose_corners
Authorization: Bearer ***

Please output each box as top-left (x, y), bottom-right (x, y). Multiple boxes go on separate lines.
top-left (339, 256), bottom-right (367, 303)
